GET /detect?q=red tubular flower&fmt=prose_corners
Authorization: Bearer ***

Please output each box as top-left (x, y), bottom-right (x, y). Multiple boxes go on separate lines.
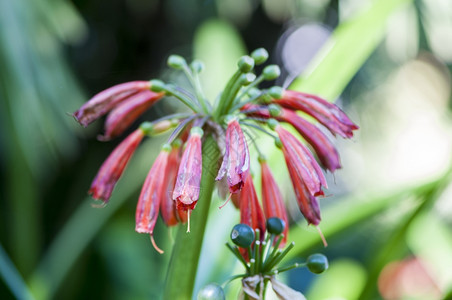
top-left (135, 145), bottom-right (171, 254)
top-left (99, 90), bottom-right (164, 141)
top-left (275, 125), bottom-right (327, 197)
top-left (216, 119), bottom-right (250, 193)
top-left (260, 160), bottom-right (289, 246)
top-left (239, 175), bottom-right (266, 238)
top-left (243, 104), bottom-right (341, 172)
top-left (291, 169), bottom-right (321, 226)
top-left (89, 128), bottom-right (145, 203)
top-left (73, 81), bottom-right (152, 127)
top-left (275, 90), bottom-right (359, 138)
top-left (173, 127), bottom-right (203, 213)
top-left (160, 143), bottom-right (181, 226)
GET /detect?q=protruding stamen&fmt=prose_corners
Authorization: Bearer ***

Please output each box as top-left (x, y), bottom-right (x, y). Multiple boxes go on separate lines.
top-left (150, 235), bottom-right (164, 254)
top-left (186, 209), bottom-right (191, 233)
top-left (316, 226), bottom-right (328, 247)
top-left (219, 193), bottom-right (233, 209)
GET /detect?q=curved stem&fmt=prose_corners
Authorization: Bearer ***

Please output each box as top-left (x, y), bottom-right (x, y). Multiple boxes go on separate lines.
top-left (163, 136), bottom-right (220, 299)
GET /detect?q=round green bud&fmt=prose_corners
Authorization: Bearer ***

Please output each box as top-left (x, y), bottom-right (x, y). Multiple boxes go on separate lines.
top-left (238, 56), bottom-right (255, 73)
top-left (231, 223), bottom-right (255, 248)
top-left (149, 79), bottom-right (166, 93)
top-left (307, 253), bottom-right (329, 274)
top-left (172, 138), bottom-right (182, 148)
top-left (139, 121), bottom-right (153, 135)
top-left (266, 217), bottom-right (285, 235)
top-left (247, 87), bottom-right (261, 98)
top-left (240, 73), bottom-right (256, 86)
top-left (167, 55), bottom-right (186, 69)
top-left (161, 143), bottom-right (172, 152)
top-left (267, 118), bottom-right (279, 130)
top-left (274, 137), bottom-right (283, 149)
top-left (190, 60), bottom-right (205, 73)
top-left (268, 104), bottom-right (281, 117)
top-left (197, 283), bottom-right (225, 300)
top-left (263, 65), bottom-right (281, 81)
top-left (190, 126), bottom-right (204, 137)
top-left (251, 48), bottom-right (269, 65)
top-left (268, 86), bottom-right (284, 99)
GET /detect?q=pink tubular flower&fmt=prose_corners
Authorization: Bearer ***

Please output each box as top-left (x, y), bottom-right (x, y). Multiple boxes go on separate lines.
top-left (260, 160), bottom-right (289, 246)
top-left (291, 169), bottom-right (321, 226)
top-left (135, 145), bottom-right (171, 254)
top-left (89, 128), bottom-right (145, 203)
top-left (99, 90), bottom-right (164, 141)
top-left (73, 81), bottom-right (152, 127)
top-left (216, 119), bottom-right (250, 193)
top-left (243, 104), bottom-right (341, 172)
top-left (275, 125), bottom-right (327, 197)
top-left (160, 143), bottom-right (181, 226)
top-left (173, 127), bottom-right (203, 212)
top-left (239, 175), bottom-right (266, 238)
top-left (275, 90), bottom-right (359, 138)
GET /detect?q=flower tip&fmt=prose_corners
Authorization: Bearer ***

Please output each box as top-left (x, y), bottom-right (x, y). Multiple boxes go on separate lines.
top-left (72, 111), bottom-right (89, 127)
top-left (150, 235), bottom-right (164, 254)
top-left (90, 201), bottom-right (107, 208)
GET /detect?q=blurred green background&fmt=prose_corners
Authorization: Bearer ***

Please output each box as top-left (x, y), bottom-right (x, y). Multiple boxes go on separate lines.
top-left (1, 0), bottom-right (452, 299)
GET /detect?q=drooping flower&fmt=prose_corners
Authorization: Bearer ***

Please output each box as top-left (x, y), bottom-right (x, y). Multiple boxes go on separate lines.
top-left (135, 145), bottom-right (171, 253)
top-left (89, 128), bottom-right (145, 203)
top-left (173, 127), bottom-right (203, 213)
top-left (274, 90), bottom-right (359, 138)
top-left (239, 174), bottom-right (266, 237)
top-left (73, 81), bottom-right (152, 127)
top-left (275, 125), bottom-right (327, 197)
top-left (260, 159), bottom-right (289, 245)
top-left (160, 141), bottom-right (182, 226)
top-left (216, 118), bottom-right (250, 193)
top-left (243, 104), bottom-right (341, 172)
top-left (99, 90), bottom-right (164, 141)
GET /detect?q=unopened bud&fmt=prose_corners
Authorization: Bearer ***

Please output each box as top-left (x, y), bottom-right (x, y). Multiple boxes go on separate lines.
top-left (167, 55), bottom-right (186, 69)
top-left (251, 48), bottom-right (269, 65)
top-left (268, 86), bottom-right (284, 99)
top-left (190, 60), bottom-right (205, 73)
top-left (263, 65), bottom-right (281, 81)
top-left (238, 56), bottom-right (255, 73)
top-left (268, 104), bottom-right (281, 117)
top-left (149, 79), bottom-right (166, 93)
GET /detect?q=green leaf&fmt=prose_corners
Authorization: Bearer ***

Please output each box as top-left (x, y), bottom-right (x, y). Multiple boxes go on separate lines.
top-left (290, 0), bottom-right (413, 100)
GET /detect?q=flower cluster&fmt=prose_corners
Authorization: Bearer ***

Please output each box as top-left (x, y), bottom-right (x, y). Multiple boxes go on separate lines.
top-left (221, 219), bottom-right (328, 300)
top-left (73, 48), bottom-right (358, 252)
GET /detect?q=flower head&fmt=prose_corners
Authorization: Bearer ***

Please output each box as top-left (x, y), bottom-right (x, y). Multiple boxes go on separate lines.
top-left (216, 118), bottom-right (250, 193)
top-left (99, 90), bottom-right (164, 141)
top-left (275, 90), bottom-right (358, 138)
top-left (135, 144), bottom-right (171, 253)
top-left (73, 81), bottom-right (152, 127)
top-left (89, 128), bottom-right (144, 203)
top-left (260, 159), bottom-right (289, 246)
top-left (275, 125), bottom-right (327, 197)
top-left (173, 127), bottom-right (203, 212)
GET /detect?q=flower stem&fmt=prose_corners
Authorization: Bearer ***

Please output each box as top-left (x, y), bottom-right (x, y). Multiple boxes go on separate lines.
top-left (163, 136), bottom-right (220, 299)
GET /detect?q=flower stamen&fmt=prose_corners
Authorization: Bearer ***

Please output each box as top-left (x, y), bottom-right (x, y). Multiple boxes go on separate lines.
top-left (150, 234), bottom-right (164, 254)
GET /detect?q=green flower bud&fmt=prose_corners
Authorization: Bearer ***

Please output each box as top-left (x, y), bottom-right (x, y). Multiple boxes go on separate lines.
top-left (268, 86), bottom-right (284, 99)
top-left (139, 121), bottom-right (153, 135)
top-left (190, 126), bottom-right (204, 137)
top-left (231, 223), bottom-right (255, 248)
top-left (307, 253), bottom-right (329, 274)
top-left (149, 79), bottom-right (166, 93)
top-left (247, 87), bottom-right (261, 98)
top-left (267, 118), bottom-right (279, 130)
top-left (263, 65), bottom-right (281, 80)
top-left (167, 55), bottom-right (186, 69)
top-left (266, 217), bottom-right (285, 235)
top-left (190, 60), bottom-right (205, 73)
top-left (274, 137), bottom-right (283, 149)
top-left (268, 104), bottom-right (281, 117)
top-left (251, 48), bottom-right (269, 65)
top-left (197, 283), bottom-right (225, 300)
top-left (238, 56), bottom-right (255, 73)
top-left (240, 73), bottom-right (256, 86)
top-left (161, 143), bottom-right (172, 152)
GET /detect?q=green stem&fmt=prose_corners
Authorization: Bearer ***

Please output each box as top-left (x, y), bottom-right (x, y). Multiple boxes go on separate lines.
top-left (163, 136), bottom-right (220, 299)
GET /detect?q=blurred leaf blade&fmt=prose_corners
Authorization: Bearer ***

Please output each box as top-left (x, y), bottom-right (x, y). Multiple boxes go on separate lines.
top-left (290, 0), bottom-right (413, 100)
